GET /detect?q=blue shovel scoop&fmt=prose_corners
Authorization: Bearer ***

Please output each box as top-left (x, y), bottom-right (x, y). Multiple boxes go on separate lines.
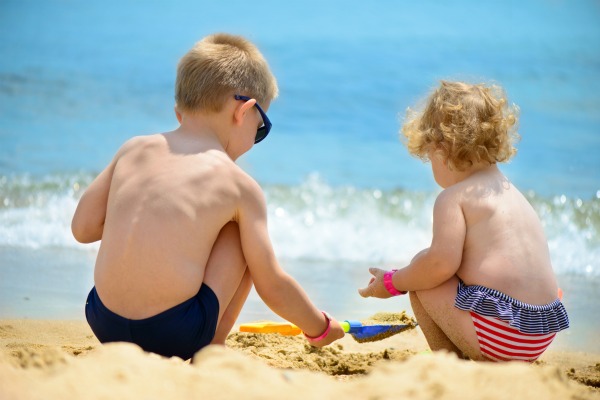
top-left (340, 320), bottom-right (415, 343)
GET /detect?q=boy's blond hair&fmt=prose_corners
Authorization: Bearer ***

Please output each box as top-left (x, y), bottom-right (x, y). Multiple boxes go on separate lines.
top-left (401, 81), bottom-right (520, 171)
top-left (175, 33), bottom-right (279, 114)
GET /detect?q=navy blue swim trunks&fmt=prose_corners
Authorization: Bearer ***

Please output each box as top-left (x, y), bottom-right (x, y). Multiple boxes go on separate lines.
top-left (85, 284), bottom-right (219, 360)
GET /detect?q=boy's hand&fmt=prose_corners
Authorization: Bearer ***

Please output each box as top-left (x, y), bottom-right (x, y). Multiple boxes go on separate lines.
top-left (308, 318), bottom-right (346, 348)
top-left (358, 267), bottom-right (394, 299)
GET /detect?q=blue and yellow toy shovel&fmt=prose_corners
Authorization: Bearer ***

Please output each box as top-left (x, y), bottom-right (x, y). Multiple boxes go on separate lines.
top-left (340, 320), bottom-right (414, 343)
top-left (239, 319), bottom-right (414, 343)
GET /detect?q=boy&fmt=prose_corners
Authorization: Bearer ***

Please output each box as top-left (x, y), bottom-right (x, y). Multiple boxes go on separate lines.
top-left (72, 33), bottom-right (344, 360)
top-left (358, 81), bottom-right (569, 362)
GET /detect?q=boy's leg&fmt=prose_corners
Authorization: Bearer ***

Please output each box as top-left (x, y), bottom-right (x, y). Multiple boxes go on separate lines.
top-left (211, 269), bottom-right (252, 344)
top-left (411, 276), bottom-right (484, 360)
top-left (202, 222), bottom-right (253, 344)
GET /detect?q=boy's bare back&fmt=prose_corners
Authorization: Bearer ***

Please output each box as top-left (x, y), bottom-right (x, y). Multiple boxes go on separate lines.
top-left (91, 132), bottom-right (250, 319)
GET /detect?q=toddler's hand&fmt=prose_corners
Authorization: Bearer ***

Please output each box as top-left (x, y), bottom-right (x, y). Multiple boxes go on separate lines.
top-left (358, 267), bottom-right (395, 298)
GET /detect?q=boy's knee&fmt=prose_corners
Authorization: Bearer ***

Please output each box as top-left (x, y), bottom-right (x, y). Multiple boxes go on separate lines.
top-left (218, 221), bottom-right (240, 241)
top-left (240, 267), bottom-right (253, 286)
top-left (222, 221), bottom-right (239, 232)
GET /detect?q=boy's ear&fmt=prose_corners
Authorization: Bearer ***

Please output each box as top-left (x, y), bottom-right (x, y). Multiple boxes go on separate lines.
top-left (233, 98), bottom-right (256, 126)
top-left (174, 106), bottom-right (183, 124)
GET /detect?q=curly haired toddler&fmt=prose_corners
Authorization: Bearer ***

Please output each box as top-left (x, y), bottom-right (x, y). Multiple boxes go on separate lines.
top-left (359, 81), bottom-right (569, 362)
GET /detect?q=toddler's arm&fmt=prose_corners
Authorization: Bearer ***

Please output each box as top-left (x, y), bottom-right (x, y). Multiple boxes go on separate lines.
top-left (359, 189), bottom-right (466, 297)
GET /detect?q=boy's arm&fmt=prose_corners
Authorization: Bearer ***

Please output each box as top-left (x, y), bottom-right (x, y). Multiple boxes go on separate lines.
top-left (236, 178), bottom-right (344, 345)
top-left (71, 157), bottom-right (118, 243)
top-left (359, 189), bottom-right (466, 297)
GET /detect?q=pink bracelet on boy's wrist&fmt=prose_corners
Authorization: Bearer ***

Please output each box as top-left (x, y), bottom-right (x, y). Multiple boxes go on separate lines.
top-left (383, 269), bottom-right (407, 296)
top-left (303, 311), bottom-right (332, 343)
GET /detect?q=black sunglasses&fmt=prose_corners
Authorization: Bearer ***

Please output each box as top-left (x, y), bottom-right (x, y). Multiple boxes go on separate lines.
top-left (234, 94), bottom-right (272, 144)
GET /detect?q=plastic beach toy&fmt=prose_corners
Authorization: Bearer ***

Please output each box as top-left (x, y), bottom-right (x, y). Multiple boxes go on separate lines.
top-left (339, 320), bottom-right (413, 343)
top-left (239, 319), bottom-right (414, 343)
top-left (239, 321), bottom-right (302, 336)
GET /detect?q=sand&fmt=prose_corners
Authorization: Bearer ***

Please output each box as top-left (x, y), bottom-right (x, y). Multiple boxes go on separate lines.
top-left (0, 317), bottom-right (598, 400)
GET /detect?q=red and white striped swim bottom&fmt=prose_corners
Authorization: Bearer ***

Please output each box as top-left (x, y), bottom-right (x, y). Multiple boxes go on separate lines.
top-left (470, 312), bottom-right (557, 362)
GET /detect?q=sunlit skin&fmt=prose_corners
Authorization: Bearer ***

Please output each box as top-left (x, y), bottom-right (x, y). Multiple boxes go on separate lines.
top-left (359, 151), bottom-right (558, 359)
top-left (72, 96), bottom-right (344, 346)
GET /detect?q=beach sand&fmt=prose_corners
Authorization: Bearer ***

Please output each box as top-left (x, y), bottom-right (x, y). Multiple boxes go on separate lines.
top-left (0, 316), bottom-right (598, 400)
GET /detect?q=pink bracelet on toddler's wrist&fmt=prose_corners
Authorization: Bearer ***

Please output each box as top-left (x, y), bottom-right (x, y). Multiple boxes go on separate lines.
top-left (383, 269), bottom-right (407, 296)
top-left (303, 311), bottom-right (332, 344)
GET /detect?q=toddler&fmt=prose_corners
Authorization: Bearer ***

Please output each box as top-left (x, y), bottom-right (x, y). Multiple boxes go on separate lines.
top-left (358, 81), bottom-right (569, 362)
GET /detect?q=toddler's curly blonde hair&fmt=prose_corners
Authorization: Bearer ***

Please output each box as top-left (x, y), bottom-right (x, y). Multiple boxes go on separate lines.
top-left (401, 81), bottom-right (520, 171)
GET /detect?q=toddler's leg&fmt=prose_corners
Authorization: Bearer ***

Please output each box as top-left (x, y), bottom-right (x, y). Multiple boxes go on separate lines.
top-left (411, 276), bottom-right (484, 360)
top-left (409, 291), bottom-right (463, 357)
top-left (202, 222), bottom-right (253, 344)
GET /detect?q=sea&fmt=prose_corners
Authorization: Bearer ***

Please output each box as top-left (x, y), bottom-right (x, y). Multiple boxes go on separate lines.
top-left (0, 0), bottom-right (599, 353)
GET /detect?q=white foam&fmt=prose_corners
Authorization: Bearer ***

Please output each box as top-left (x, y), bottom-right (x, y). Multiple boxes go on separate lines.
top-left (0, 173), bottom-right (597, 277)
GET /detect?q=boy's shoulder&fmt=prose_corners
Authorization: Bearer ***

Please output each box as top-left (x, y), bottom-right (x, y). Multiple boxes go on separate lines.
top-left (127, 133), bottom-right (166, 147)
top-left (115, 133), bottom-right (162, 157)
top-left (234, 165), bottom-right (263, 195)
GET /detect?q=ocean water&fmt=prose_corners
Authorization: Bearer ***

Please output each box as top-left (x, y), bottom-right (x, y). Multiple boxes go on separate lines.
top-left (1, 1), bottom-right (599, 352)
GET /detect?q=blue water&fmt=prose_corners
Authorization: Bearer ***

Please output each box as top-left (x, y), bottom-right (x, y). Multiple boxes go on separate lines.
top-left (0, 0), bottom-right (599, 351)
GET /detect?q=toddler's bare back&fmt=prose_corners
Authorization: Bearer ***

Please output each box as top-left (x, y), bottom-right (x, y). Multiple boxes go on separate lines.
top-left (453, 168), bottom-right (558, 305)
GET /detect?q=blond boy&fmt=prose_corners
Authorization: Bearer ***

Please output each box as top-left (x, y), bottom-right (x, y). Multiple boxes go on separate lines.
top-left (359, 81), bottom-right (569, 362)
top-left (72, 34), bottom-right (344, 360)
